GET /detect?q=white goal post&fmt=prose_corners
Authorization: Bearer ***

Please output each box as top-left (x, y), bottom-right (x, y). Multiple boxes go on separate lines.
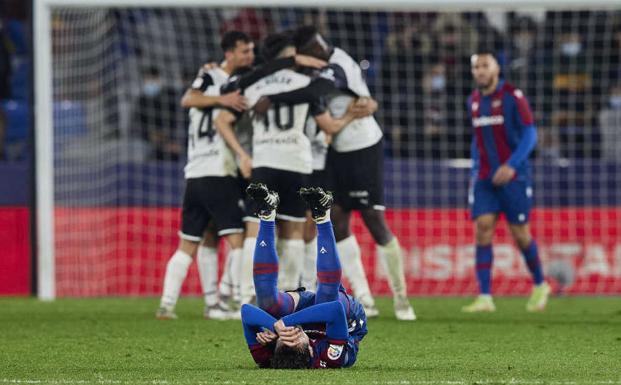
top-left (34, 0), bottom-right (621, 300)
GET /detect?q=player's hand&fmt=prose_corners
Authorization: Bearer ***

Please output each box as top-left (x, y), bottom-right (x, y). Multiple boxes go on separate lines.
top-left (256, 329), bottom-right (278, 346)
top-left (201, 62), bottom-right (218, 71)
top-left (294, 54), bottom-right (328, 69)
top-left (350, 97), bottom-right (377, 118)
top-left (239, 155), bottom-right (252, 179)
top-left (492, 164), bottom-right (516, 186)
top-left (274, 323), bottom-right (304, 347)
top-left (253, 96), bottom-right (272, 115)
top-left (219, 90), bottom-right (248, 112)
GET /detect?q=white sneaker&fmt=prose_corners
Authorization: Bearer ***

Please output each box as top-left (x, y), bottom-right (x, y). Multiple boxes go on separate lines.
top-left (155, 306), bottom-right (177, 320)
top-left (228, 309), bottom-right (242, 320)
top-left (204, 303), bottom-right (230, 320)
top-left (359, 295), bottom-right (379, 318)
top-left (526, 282), bottom-right (551, 312)
top-left (363, 304), bottom-right (379, 318)
top-left (462, 295), bottom-right (496, 313)
top-left (394, 296), bottom-right (416, 321)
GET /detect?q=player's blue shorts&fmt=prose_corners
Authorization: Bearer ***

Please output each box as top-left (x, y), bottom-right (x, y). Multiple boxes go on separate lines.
top-left (469, 178), bottom-right (533, 224)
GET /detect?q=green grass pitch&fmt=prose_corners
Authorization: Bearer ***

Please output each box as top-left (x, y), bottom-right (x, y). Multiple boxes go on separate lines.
top-left (1, 297), bottom-right (620, 384)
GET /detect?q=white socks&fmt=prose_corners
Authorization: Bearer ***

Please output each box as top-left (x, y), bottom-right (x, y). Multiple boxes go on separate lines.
top-left (278, 239), bottom-right (305, 291)
top-left (160, 250), bottom-right (193, 309)
top-left (196, 246), bottom-right (218, 307)
top-left (377, 237), bottom-right (407, 300)
top-left (239, 237), bottom-right (257, 304)
top-left (337, 235), bottom-right (375, 308)
top-left (219, 248), bottom-right (243, 302)
top-left (300, 237), bottom-right (318, 291)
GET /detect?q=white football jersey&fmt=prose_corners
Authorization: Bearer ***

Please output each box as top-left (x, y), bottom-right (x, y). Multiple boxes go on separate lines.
top-left (244, 69), bottom-right (319, 174)
top-left (184, 67), bottom-right (238, 179)
top-left (304, 118), bottom-right (329, 171)
top-left (328, 47), bottom-right (383, 153)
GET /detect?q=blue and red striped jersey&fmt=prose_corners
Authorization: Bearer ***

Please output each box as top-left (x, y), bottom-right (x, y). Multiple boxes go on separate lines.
top-left (468, 81), bottom-right (536, 180)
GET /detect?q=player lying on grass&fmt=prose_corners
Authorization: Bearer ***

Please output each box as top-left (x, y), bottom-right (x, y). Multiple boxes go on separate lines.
top-left (241, 183), bottom-right (367, 369)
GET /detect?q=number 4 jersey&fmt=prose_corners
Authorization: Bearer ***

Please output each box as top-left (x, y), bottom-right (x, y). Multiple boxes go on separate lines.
top-left (184, 67), bottom-right (238, 179)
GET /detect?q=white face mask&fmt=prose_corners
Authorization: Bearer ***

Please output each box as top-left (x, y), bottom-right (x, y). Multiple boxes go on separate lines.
top-left (431, 75), bottom-right (446, 91)
top-left (514, 35), bottom-right (534, 52)
top-left (610, 95), bottom-right (621, 109)
top-left (561, 42), bottom-right (582, 57)
top-left (143, 81), bottom-right (162, 97)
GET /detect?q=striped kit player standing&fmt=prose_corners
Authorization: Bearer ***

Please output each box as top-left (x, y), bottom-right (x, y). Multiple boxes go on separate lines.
top-left (291, 26), bottom-right (415, 320)
top-left (156, 31), bottom-right (253, 320)
top-left (462, 49), bottom-right (551, 313)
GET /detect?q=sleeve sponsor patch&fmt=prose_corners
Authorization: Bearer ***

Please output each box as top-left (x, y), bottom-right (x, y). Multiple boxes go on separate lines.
top-left (327, 344), bottom-right (344, 360)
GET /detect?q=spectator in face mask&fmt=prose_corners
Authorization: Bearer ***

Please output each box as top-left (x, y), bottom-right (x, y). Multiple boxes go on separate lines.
top-left (598, 84), bottom-right (621, 161)
top-left (547, 28), bottom-right (595, 158)
top-left (508, 16), bottom-right (542, 101)
top-left (134, 66), bottom-right (184, 161)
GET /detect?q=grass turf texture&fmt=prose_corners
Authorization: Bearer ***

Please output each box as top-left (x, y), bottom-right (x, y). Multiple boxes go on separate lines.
top-left (1, 297), bottom-right (620, 385)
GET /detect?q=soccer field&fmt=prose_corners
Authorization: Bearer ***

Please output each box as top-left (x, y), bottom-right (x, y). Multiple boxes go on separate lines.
top-left (1, 297), bottom-right (620, 385)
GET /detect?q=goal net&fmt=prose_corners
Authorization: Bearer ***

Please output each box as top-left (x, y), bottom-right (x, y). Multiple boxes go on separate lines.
top-left (38, 2), bottom-right (621, 298)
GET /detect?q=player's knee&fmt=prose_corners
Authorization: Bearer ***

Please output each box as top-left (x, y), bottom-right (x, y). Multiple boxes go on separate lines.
top-left (475, 223), bottom-right (494, 246)
top-left (179, 239), bottom-right (199, 256)
top-left (510, 226), bottom-right (532, 249)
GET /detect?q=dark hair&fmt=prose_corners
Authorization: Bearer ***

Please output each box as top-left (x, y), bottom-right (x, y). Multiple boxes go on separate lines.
top-left (270, 342), bottom-right (311, 369)
top-left (143, 65), bottom-right (160, 77)
top-left (473, 46), bottom-right (497, 59)
top-left (221, 31), bottom-right (252, 52)
top-left (261, 32), bottom-right (294, 61)
top-left (293, 25), bottom-right (318, 50)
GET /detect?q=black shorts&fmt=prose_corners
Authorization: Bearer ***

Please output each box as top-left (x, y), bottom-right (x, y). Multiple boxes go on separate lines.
top-left (326, 140), bottom-right (385, 211)
top-left (308, 169), bottom-right (328, 189)
top-left (245, 167), bottom-right (309, 222)
top-left (180, 176), bottom-right (244, 241)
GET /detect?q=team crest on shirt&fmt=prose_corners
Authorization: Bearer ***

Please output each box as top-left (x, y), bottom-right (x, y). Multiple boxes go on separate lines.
top-left (327, 344), bottom-right (344, 360)
top-left (472, 102), bottom-right (479, 111)
top-left (492, 99), bottom-right (501, 108)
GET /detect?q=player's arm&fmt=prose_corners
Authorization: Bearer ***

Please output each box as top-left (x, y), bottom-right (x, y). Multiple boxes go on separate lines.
top-left (180, 89), bottom-right (247, 112)
top-left (313, 100), bottom-right (357, 135)
top-left (241, 304), bottom-right (277, 368)
top-left (221, 55), bottom-right (327, 94)
top-left (493, 91), bottom-right (537, 185)
top-left (180, 68), bottom-right (247, 111)
top-left (214, 109), bottom-right (252, 178)
top-left (506, 91), bottom-right (537, 169)
top-left (350, 96), bottom-right (378, 117)
top-left (275, 301), bottom-right (349, 342)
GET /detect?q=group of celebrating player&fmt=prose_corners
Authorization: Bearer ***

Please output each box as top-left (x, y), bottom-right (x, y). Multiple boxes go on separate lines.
top-left (155, 26), bottom-right (551, 369)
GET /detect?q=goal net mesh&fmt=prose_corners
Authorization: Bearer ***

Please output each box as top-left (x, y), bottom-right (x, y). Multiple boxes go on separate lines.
top-left (49, 7), bottom-right (621, 296)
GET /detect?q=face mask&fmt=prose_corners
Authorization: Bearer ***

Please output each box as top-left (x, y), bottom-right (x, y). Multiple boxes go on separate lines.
top-left (561, 42), bottom-right (582, 57)
top-left (515, 36), bottom-right (534, 52)
top-left (610, 95), bottom-right (621, 109)
top-left (431, 75), bottom-right (446, 91)
top-left (143, 81), bottom-right (162, 97)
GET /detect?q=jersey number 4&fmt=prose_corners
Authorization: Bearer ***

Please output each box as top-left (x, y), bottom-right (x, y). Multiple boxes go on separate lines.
top-left (194, 109), bottom-right (216, 147)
